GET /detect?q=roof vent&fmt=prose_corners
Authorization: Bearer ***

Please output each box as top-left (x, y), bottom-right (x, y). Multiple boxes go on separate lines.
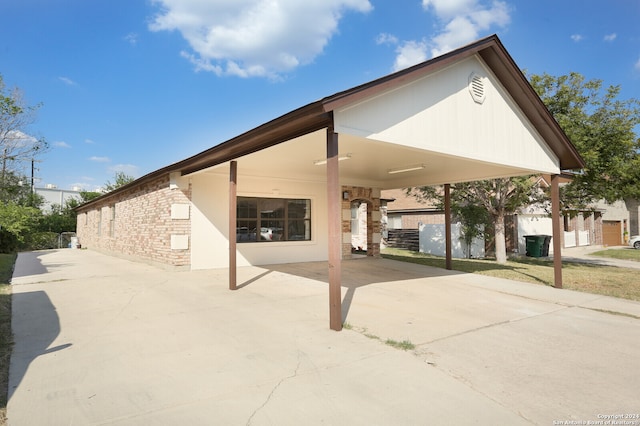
top-left (468, 72), bottom-right (486, 104)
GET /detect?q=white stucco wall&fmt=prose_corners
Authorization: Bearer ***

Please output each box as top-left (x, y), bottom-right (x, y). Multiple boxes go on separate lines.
top-left (335, 55), bottom-right (559, 175)
top-left (190, 171), bottom-right (329, 269)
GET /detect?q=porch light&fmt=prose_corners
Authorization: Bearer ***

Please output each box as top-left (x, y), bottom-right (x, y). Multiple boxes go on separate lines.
top-left (388, 164), bottom-right (426, 174)
top-left (313, 153), bottom-right (352, 166)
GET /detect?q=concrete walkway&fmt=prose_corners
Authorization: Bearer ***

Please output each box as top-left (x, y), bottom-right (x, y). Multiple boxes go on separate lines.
top-left (559, 244), bottom-right (640, 269)
top-left (8, 249), bottom-right (640, 425)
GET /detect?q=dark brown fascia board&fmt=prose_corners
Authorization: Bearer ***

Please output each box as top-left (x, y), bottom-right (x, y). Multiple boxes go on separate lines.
top-left (178, 102), bottom-right (331, 176)
top-left (75, 104), bottom-right (331, 211)
top-left (321, 35), bottom-right (497, 112)
top-left (475, 39), bottom-right (585, 170)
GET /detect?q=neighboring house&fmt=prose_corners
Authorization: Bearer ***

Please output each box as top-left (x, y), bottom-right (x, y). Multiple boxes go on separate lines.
top-left (383, 178), bottom-right (638, 257)
top-left (34, 185), bottom-right (82, 212)
top-left (75, 35), bottom-right (584, 329)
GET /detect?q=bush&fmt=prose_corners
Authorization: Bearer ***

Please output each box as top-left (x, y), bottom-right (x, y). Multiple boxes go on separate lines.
top-left (26, 232), bottom-right (59, 250)
top-left (0, 229), bottom-right (17, 254)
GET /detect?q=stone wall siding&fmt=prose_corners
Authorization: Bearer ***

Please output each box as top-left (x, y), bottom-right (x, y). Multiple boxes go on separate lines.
top-left (76, 174), bottom-right (192, 268)
top-left (341, 186), bottom-right (381, 259)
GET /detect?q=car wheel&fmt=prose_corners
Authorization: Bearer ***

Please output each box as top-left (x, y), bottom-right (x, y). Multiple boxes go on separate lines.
top-left (635, 241), bottom-right (640, 249)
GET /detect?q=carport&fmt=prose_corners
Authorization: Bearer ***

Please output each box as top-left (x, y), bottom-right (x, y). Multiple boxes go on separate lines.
top-left (173, 35), bottom-right (583, 330)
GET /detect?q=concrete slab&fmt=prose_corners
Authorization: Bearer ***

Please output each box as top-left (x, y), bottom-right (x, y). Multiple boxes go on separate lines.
top-left (8, 249), bottom-right (640, 425)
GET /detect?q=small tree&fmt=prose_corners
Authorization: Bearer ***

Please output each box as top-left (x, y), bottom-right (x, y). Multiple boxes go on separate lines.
top-left (410, 177), bottom-right (540, 263)
top-left (103, 172), bottom-right (135, 192)
top-left (0, 74), bottom-right (48, 203)
top-left (455, 203), bottom-right (489, 259)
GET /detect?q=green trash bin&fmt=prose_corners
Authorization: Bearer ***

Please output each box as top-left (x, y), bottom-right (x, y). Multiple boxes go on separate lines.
top-left (525, 235), bottom-right (546, 257)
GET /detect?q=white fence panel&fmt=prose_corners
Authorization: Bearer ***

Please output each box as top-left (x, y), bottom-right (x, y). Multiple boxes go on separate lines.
top-left (419, 223), bottom-right (485, 258)
top-left (564, 231), bottom-right (576, 248)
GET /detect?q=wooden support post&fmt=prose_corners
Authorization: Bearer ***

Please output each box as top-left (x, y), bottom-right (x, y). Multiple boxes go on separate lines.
top-left (229, 161), bottom-right (238, 290)
top-left (444, 183), bottom-right (452, 270)
top-left (327, 127), bottom-right (342, 331)
top-left (551, 174), bottom-right (563, 289)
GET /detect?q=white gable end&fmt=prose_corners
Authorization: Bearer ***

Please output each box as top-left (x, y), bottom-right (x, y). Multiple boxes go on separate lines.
top-left (334, 55), bottom-right (560, 175)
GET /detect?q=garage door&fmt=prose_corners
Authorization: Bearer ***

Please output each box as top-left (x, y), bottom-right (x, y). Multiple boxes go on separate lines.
top-left (602, 221), bottom-right (622, 246)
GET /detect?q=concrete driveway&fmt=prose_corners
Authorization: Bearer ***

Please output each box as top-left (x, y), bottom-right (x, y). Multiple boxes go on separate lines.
top-left (8, 249), bottom-right (640, 425)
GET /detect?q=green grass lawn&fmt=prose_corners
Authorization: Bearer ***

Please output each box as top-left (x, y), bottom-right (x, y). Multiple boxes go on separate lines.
top-left (0, 253), bottom-right (16, 426)
top-left (589, 248), bottom-right (640, 262)
top-left (381, 248), bottom-right (640, 302)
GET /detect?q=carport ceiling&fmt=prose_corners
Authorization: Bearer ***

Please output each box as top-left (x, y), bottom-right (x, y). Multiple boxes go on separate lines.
top-left (200, 128), bottom-right (538, 190)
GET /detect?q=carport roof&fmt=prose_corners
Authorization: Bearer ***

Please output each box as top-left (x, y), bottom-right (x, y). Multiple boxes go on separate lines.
top-left (77, 34), bottom-right (584, 209)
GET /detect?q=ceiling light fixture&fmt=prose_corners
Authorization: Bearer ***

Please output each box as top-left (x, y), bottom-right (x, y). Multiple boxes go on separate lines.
top-left (388, 164), bottom-right (426, 174)
top-left (313, 153), bottom-right (352, 166)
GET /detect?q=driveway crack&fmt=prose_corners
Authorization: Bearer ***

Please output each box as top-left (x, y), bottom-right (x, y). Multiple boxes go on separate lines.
top-left (246, 351), bottom-right (303, 426)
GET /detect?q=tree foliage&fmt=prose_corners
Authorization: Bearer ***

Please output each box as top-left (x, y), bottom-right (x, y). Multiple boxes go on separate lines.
top-left (0, 74), bottom-right (48, 203)
top-left (103, 171), bottom-right (135, 192)
top-left (410, 177), bottom-right (541, 263)
top-left (528, 72), bottom-right (640, 207)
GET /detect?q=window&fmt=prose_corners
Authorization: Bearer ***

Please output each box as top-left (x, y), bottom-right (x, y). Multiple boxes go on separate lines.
top-left (237, 197), bottom-right (311, 243)
top-left (109, 204), bottom-right (116, 237)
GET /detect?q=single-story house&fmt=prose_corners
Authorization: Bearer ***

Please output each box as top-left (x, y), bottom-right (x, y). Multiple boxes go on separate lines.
top-left (75, 35), bottom-right (584, 330)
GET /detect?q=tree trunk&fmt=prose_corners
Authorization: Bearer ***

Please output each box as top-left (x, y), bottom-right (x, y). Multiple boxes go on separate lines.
top-left (494, 211), bottom-right (507, 264)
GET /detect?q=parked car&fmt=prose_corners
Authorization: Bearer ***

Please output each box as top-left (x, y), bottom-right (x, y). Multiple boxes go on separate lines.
top-left (630, 235), bottom-right (640, 249)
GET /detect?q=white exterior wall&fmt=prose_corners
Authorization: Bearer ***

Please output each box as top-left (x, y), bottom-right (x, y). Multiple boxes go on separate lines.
top-left (596, 199), bottom-right (630, 222)
top-left (419, 223), bottom-right (485, 258)
top-left (190, 171), bottom-right (328, 270)
top-left (35, 187), bottom-right (82, 212)
top-left (517, 215), bottom-right (554, 254)
top-left (335, 55), bottom-right (559, 174)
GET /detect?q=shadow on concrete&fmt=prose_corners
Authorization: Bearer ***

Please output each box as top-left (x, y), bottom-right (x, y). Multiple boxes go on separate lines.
top-left (237, 270), bottom-right (273, 289)
top-left (8, 290), bottom-right (72, 402)
top-left (259, 257), bottom-right (466, 324)
top-left (10, 252), bottom-right (48, 279)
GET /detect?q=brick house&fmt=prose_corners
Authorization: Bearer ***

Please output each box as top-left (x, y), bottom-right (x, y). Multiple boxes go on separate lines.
top-left (75, 35), bottom-right (584, 330)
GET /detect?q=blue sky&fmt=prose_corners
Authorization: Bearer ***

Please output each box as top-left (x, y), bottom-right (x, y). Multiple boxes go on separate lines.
top-left (1, 0), bottom-right (639, 191)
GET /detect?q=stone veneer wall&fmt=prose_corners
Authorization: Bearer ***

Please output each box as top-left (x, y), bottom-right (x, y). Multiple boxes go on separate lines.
top-left (341, 186), bottom-right (381, 259)
top-left (76, 174), bottom-right (192, 268)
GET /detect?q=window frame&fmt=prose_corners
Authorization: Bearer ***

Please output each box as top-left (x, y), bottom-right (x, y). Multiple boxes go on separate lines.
top-left (236, 196), bottom-right (312, 244)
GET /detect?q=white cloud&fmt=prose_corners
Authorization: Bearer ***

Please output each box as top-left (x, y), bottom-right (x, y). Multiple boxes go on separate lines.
top-left (89, 156), bottom-right (110, 163)
top-left (124, 32), bottom-right (139, 46)
top-left (108, 164), bottom-right (139, 177)
top-left (4, 130), bottom-right (38, 147)
top-left (635, 57), bottom-right (640, 72)
top-left (571, 34), bottom-right (584, 42)
top-left (393, 40), bottom-right (428, 71)
top-left (53, 141), bottom-right (71, 148)
top-left (149, 0), bottom-right (373, 78)
top-left (58, 76), bottom-right (77, 86)
top-left (425, 0), bottom-right (511, 57)
top-left (604, 33), bottom-right (617, 42)
top-left (376, 32), bottom-right (399, 46)
top-left (84, 139), bottom-right (96, 144)
top-left (386, 0), bottom-right (511, 71)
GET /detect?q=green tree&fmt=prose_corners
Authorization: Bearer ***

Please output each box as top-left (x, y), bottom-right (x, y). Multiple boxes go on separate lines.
top-left (78, 191), bottom-right (101, 202)
top-left (410, 177), bottom-right (540, 264)
top-left (0, 202), bottom-right (43, 249)
top-left (39, 201), bottom-right (78, 234)
top-left (103, 172), bottom-right (135, 192)
top-left (528, 72), bottom-right (640, 208)
top-left (0, 74), bottom-right (48, 203)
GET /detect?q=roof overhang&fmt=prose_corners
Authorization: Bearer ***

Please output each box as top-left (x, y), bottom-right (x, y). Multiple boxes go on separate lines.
top-left (76, 34), bottom-right (584, 211)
